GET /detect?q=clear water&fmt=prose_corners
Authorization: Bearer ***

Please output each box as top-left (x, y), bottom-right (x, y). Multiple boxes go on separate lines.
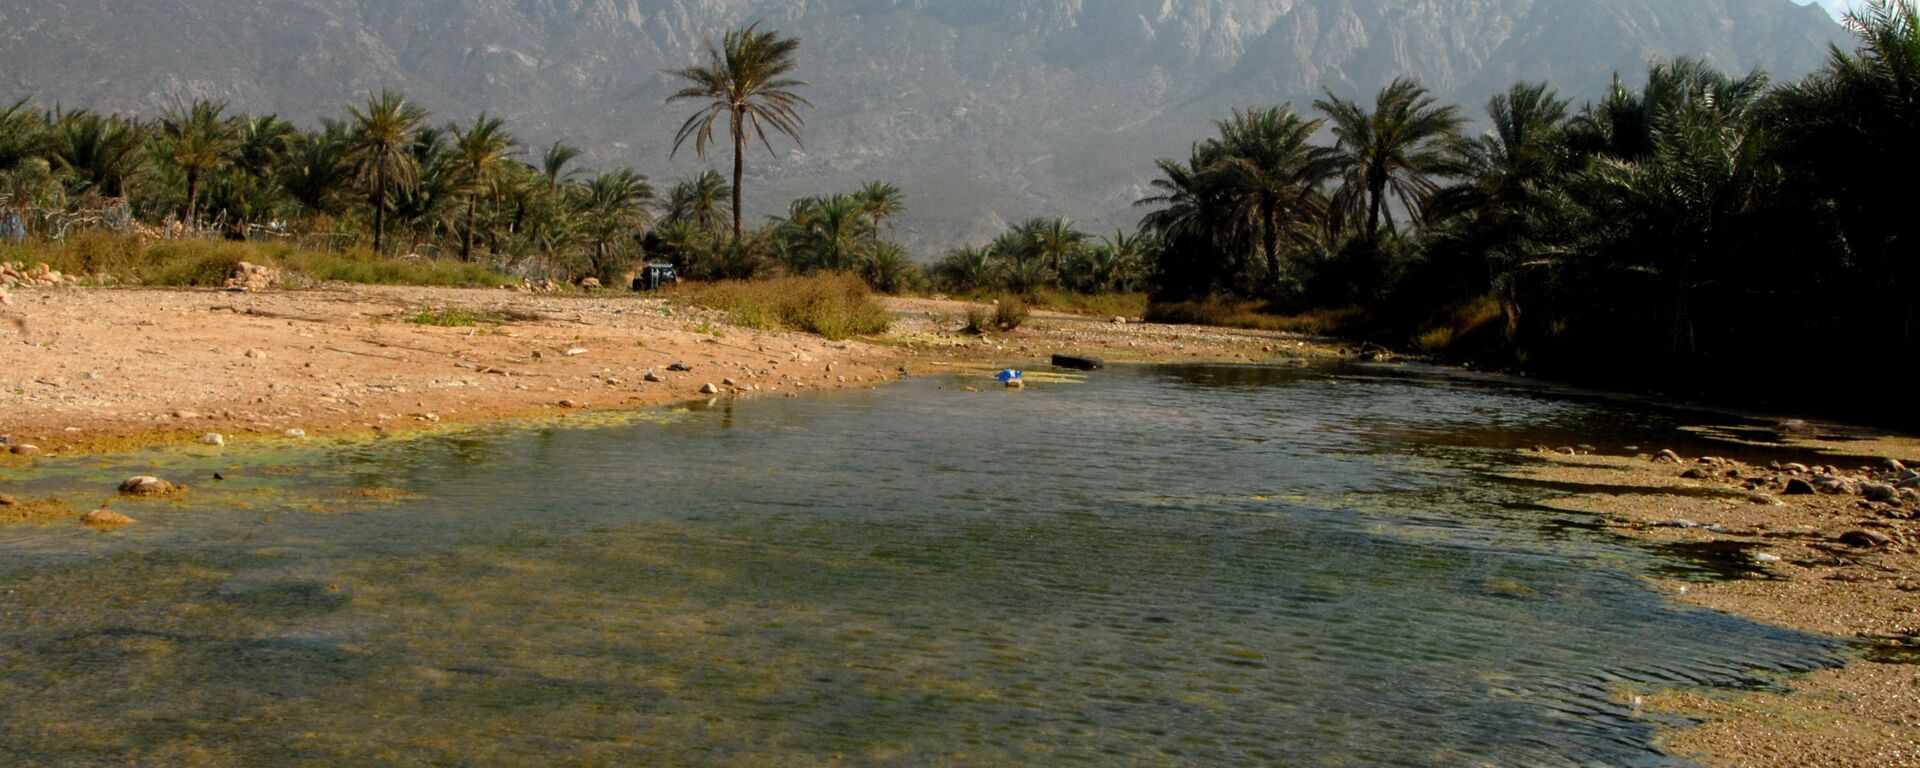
top-left (0, 362), bottom-right (1835, 766)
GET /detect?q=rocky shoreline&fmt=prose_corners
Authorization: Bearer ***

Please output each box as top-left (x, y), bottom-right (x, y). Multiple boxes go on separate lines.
top-left (1514, 434), bottom-right (1920, 766)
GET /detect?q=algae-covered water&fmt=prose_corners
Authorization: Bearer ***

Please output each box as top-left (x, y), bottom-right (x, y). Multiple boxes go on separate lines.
top-left (0, 363), bottom-right (1833, 766)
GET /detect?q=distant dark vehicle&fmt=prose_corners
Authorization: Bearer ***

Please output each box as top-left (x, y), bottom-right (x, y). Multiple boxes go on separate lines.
top-left (632, 264), bottom-right (680, 291)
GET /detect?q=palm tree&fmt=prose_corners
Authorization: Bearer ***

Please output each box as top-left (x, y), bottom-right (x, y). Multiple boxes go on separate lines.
top-left (1026, 217), bottom-right (1090, 276)
top-left (854, 180), bottom-right (905, 225)
top-left (48, 110), bottom-right (148, 200)
top-left (281, 122), bottom-right (354, 218)
top-left (666, 22), bottom-right (811, 241)
top-left (1315, 78), bottom-right (1466, 244)
top-left (347, 90), bottom-right (429, 253)
top-left (158, 100), bottom-right (241, 227)
top-left (1, 98), bottom-right (45, 175)
top-left (573, 169), bottom-right (655, 279)
top-left (932, 245), bottom-right (996, 293)
top-left (776, 194), bottom-right (874, 273)
top-left (449, 114), bottom-right (519, 260)
top-left (540, 141), bottom-right (586, 191)
top-left (664, 170), bottom-right (732, 233)
top-left (1207, 107), bottom-right (1334, 288)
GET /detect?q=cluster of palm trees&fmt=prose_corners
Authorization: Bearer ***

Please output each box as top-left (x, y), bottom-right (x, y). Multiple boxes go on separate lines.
top-left (0, 91), bottom-right (675, 274)
top-left (931, 218), bottom-right (1151, 295)
top-left (1136, 0), bottom-right (1919, 417)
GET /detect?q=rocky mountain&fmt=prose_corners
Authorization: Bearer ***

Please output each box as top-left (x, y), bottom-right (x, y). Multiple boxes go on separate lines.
top-left (0, 0), bottom-right (1847, 252)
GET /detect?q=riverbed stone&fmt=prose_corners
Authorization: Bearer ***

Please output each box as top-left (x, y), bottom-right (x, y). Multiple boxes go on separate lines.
top-left (644, 371), bottom-right (665, 383)
top-left (82, 508), bottom-right (136, 527)
top-left (8, 444), bottom-right (41, 457)
top-left (1839, 529), bottom-right (1895, 548)
top-left (118, 476), bottom-right (178, 496)
top-left (0, 494), bottom-right (16, 506)
top-left (200, 433), bottom-right (225, 446)
top-left (1784, 478), bottom-right (1817, 496)
top-left (700, 383), bottom-right (720, 395)
top-left (1653, 449), bottom-right (1682, 464)
top-left (1861, 482), bottom-right (1899, 502)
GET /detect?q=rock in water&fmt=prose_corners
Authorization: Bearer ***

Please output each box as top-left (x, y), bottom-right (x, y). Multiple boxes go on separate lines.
top-left (200, 433), bottom-right (225, 446)
top-left (118, 476), bottom-right (178, 496)
top-left (1051, 353), bottom-right (1106, 371)
top-left (82, 508), bottom-right (135, 527)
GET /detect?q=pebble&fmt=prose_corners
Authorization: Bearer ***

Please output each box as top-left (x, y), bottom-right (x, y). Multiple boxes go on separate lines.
top-left (1653, 449), bottom-right (1682, 464)
top-left (284, 428), bottom-right (307, 438)
top-left (199, 433), bottom-right (225, 446)
top-left (1783, 478), bottom-right (1817, 495)
top-left (0, 494), bottom-right (16, 506)
top-left (1752, 552), bottom-right (1783, 563)
top-left (700, 383), bottom-right (720, 395)
top-left (8, 444), bottom-right (41, 457)
top-left (1861, 482), bottom-right (1899, 502)
top-left (244, 348), bottom-right (267, 360)
top-left (644, 371), bottom-right (665, 383)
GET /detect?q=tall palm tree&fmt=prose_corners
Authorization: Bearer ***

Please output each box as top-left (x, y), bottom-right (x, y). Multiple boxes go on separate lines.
top-left (1316, 78), bottom-right (1466, 244)
top-left (666, 22), bottom-right (811, 241)
top-left (449, 114), bottom-right (519, 261)
top-left (347, 90), bottom-right (429, 253)
top-left (159, 100), bottom-right (241, 227)
top-left (1207, 107), bottom-right (1334, 287)
top-left (540, 141), bottom-right (586, 190)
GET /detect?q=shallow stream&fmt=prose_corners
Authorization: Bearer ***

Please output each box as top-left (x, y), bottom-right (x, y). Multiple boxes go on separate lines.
top-left (0, 362), bottom-right (1837, 766)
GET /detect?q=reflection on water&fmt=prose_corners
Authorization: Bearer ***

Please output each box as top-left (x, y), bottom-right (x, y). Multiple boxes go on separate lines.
top-left (0, 363), bottom-right (1834, 766)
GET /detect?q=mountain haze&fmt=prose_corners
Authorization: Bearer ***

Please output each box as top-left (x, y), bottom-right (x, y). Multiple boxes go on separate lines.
top-left (0, 0), bottom-right (1847, 252)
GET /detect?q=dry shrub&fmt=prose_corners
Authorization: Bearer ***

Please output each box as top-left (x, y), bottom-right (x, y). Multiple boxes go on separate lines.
top-left (992, 294), bottom-right (1029, 331)
top-left (1146, 297), bottom-right (1365, 335)
top-left (680, 272), bottom-right (890, 340)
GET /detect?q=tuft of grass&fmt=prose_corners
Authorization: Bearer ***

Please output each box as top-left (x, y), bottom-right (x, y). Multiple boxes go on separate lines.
top-left (406, 306), bottom-right (498, 327)
top-left (2, 235), bottom-right (516, 288)
top-left (676, 273), bottom-right (890, 340)
top-left (1147, 297), bottom-right (1365, 335)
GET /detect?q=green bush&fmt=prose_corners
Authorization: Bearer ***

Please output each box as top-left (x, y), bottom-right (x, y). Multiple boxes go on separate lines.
top-left (991, 294), bottom-right (1029, 331)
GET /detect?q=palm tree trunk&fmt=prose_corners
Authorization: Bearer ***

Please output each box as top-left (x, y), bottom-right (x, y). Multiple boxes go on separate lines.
top-left (1263, 198), bottom-right (1281, 291)
top-left (372, 164), bottom-right (387, 254)
top-left (463, 194), bottom-right (477, 261)
top-left (1366, 178), bottom-right (1385, 244)
top-left (731, 109), bottom-right (745, 242)
top-left (185, 171), bottom-right (200, 232)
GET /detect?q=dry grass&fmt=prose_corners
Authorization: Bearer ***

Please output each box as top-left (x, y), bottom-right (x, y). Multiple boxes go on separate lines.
top-left (3, 233), bottom-right (516, 289)
top-left (674, 273), bottom-right (891, 341)
top-left (1146, 297), bottom-right (1365, 335)
top-left (1024, 290), bottom-right (1149, 319)
top-left (992, 295), bottom-right (1029, 331)
top-left (1413, 295), bottom-right (1505, 353)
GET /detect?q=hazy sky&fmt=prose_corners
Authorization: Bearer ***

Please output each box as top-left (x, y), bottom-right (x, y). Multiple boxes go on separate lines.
top-left (1802, 0), bottom-right (1869, 19)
